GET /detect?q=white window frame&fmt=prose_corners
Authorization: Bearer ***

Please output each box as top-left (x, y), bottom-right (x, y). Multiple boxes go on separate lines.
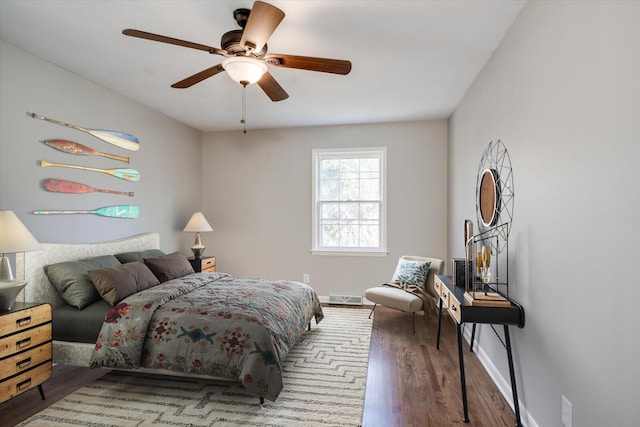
top-left (311, 147), bottom-right (388, 256)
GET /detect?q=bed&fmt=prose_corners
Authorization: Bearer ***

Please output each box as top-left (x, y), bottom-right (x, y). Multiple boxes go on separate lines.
top-left (17, 233), bottom-right (324, 402)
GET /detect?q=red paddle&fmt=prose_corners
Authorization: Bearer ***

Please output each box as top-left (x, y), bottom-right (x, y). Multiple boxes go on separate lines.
top-left (43, 179), bottom-right (134, 197)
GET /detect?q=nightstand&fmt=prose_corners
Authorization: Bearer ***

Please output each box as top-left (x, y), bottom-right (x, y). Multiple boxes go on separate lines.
top-left (0, 302), bottom-right (52, 403)
top-left (188, 256), bottom-right (216, 273)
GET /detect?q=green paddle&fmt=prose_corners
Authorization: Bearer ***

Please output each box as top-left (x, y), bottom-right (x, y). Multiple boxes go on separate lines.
top-left (32, 205), bottom-right (139, 219)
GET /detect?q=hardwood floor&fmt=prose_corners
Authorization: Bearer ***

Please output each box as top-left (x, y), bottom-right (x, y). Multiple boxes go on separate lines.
top-left (362, 303), bottom-right (516, 427)
top-left (1, 303), bottom-right (516, 427)
top-left (1, 363), bottom-right (109, 427)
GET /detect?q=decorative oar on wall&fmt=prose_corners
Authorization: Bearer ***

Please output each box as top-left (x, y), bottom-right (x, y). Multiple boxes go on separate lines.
top-left (40, 160), bottom-right (140, 182)
top-left (32, 205), bottom-right (139, 219)
top-left (43, 179), bottom-right (134, 197)
top-left (43, 140), bottom-right (130, 163)
top-left (29, 112), bottom-right (140, 152)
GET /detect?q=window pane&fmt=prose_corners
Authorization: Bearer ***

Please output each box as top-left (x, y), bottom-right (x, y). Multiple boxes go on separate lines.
top-left (340, 203), bottom-right (359, 221)
top-left (340, 179), bottom-right (360, 200)
top-left (359, 225), bottom-right (379, 247)
top-left (339, 159), bottom-right (359, 177)
top-left (360, 203), bottom-right (379, 220)
top-left (360, 158), bottom-right (378, 174)
top-left (320, 202), bottom-right (340, 220)
top-left (360, 179), bottom-right (379, 200)
top-left (320, 159), bottom-right (340, 178)
top-left (320, 179), bottom-right (339, 200)
top-left (341, 225), bottom-right (359, 247)
top-left (321, 224), bottom-right (340, 247)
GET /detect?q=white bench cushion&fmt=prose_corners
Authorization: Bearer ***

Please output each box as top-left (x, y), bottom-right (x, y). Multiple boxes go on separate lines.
top-left (364, 286), bottom-right (423, 313)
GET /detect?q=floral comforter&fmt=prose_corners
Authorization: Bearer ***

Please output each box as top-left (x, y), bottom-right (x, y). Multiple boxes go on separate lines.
top-left (88, 272), bottom-right (324, 401)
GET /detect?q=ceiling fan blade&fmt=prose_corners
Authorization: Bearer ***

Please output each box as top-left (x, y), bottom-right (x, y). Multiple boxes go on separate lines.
top-left (240, 1), bottom-right (285, 53)
top-left (257, 71), bottom-right (289, 102)
top-left (122, 29), bottom-right (224, 55)
top-left (265, 54), bottom-right (352, 75)
top-left (171, 65), bottom-right (225, 89)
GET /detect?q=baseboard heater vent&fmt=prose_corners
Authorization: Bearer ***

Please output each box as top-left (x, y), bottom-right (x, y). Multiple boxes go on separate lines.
top-left (328, 294), bottom-right (363, 305)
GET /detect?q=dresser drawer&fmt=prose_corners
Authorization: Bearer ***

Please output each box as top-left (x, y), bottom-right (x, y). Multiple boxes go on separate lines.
top-left (439, 284), bottom-right (450, 309)
top-left (0, 342), bottom-right (52, 381)
top-left (201, 257), bottom-right (216, 272)
top-left (449, 295), bottom-right (462, 323)
top-left (434, 276), bottom-right (442, 295)
top-left (0, 362), bottom-right (52, 402)
top-left (0, 304), bottom-right (51, 337)
top-left (0, 323), bottom-right (52, 359)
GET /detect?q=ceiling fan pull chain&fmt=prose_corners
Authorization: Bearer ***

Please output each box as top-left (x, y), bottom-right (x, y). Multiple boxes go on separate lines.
top-left (241, 84), bottom-right (247, 134)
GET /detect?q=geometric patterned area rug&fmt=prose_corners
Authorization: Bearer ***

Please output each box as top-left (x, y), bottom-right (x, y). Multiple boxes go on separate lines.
top-left (18, 307), bottom-right (373, 427)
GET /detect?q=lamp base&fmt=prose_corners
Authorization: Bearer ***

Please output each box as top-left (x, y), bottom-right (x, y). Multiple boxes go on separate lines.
top-left (0, 281), bottom-right (26, 310)
top-left (191, 247), bottom-right (205, 259)
top-left (0, 256), bottom-right (14, 281)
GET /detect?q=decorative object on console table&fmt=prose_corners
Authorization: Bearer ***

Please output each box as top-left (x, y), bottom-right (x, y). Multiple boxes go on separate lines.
top-left (464, 219), bottom-right (474, 263)
top-left (188, 256), bottom-right (216, 273)
top-left (480, 245), bottom-right (491, 284)
top-left (0, 302), bottom-right (52, 403)
top-left (452, 258), bottom-right (472, 288)
top-left (183, 212), bottom-right (213, 259)
top-left (0, 211), bottom-right (40, 309)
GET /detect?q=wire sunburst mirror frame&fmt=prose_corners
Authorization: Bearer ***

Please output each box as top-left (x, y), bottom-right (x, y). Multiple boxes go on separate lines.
top-left (475, 140), bottom-right (514, 255)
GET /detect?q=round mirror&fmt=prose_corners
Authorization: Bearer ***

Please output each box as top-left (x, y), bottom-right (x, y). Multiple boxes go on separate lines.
top-left (475, 140), bottom-right (514, 254)
top-left (479, 169), bottom-right (499, 226)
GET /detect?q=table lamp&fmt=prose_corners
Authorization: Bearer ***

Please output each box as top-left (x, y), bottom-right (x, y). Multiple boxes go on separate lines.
top-left (0, 210), bottom-right (40, 309)
top-left (182, 212), bottom-right (213, 259)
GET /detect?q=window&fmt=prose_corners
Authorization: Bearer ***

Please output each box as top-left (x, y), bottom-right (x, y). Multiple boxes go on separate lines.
top-left (312, 147), bottom-right (387, 255)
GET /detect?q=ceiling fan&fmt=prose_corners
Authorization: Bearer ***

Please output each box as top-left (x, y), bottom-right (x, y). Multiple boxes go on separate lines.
top-left (122, 1), bottom-right (352, 102)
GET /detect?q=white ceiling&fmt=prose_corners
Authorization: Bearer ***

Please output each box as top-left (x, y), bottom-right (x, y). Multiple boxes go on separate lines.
top-left (0, 0), bottom-right (525, 132)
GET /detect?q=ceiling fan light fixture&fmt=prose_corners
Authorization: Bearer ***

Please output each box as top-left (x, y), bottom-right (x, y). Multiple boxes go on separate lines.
top-left (222, 56), bottom-right (267, 86)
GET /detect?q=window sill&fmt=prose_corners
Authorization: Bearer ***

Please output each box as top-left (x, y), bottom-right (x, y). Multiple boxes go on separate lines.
top-left (311, 250), bottom-right (389, 257)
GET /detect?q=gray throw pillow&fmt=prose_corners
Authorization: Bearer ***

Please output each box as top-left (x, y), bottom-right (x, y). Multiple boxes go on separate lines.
top-left (144, 252), bottom-right (195, 283)
top-left (114, 249), bottom-right (165, 264)
top-left (45, 255), bottom-right (122, 309)
top-left (89, 261), bottom-right (160, 305)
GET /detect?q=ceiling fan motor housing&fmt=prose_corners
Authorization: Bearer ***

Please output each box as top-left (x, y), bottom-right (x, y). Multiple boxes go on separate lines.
top-left (221, 30), bottom-right (267, 57)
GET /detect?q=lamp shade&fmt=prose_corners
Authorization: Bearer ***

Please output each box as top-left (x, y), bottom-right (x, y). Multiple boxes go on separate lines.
top-left (0, 210), bottom-right (40, 254)
top-left (222, 56), bottom-right (268, 86)
top-left (183, 212), bottom-right (213, 233)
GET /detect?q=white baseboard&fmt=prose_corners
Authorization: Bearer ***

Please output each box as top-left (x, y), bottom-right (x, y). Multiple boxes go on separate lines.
top-left (320, 294), bottom-right (374, 306)
top-left (461, 326), bottom-right (538, 427)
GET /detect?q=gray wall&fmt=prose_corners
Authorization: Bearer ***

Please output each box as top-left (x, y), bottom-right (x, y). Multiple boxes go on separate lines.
top-left (0, 41), bottom-right (203, 254)
top-left (449, 2), bottom-right (639, 426)
top-left (202, 121), bottom-right (448, 299)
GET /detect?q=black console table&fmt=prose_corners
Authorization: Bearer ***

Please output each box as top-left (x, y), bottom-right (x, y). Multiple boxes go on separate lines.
top-left (434, 274), bottom-right (525, 426)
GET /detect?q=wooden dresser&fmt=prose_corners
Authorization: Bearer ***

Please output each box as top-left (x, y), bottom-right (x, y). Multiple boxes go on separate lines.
top-left (188, 256), bottom-right (216, 273)
top-left (0, 302), bottom-right (52, 403)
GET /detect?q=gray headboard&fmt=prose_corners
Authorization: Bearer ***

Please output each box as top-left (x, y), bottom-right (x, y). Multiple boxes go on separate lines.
top-left (16, 232), bottom-right (160, 308)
